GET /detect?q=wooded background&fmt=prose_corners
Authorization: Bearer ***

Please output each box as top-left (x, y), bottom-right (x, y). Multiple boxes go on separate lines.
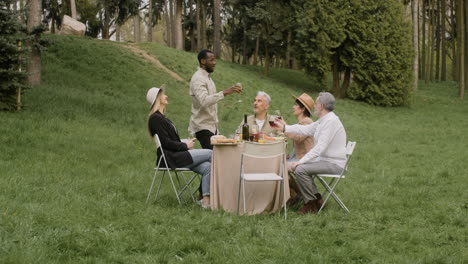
top-left (1, 0), bottom-right (467, 111)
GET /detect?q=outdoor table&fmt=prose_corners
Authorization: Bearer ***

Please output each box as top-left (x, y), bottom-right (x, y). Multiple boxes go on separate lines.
top-left (210, 142), bottom-right (290, 215)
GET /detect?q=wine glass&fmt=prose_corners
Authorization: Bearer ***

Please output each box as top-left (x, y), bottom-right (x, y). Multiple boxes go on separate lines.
top-left (274, 110), bottom-right (282, 120)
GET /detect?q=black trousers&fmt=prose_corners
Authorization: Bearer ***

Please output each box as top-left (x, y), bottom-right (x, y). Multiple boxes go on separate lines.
top-left (195, 129), bottom-right (215, 150)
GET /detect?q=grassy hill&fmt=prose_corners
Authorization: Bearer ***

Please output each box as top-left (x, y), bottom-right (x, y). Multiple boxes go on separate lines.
top-left (0, 34), bottom-right (467, 263)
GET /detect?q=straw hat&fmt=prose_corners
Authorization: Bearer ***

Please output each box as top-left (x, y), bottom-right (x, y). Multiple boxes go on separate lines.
top-left (292, 93), bottom-right (314, 113)
top-left (146, 85), bottom-right (166, 107)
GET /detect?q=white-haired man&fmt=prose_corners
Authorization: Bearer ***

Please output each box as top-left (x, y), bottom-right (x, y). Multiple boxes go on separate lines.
top-left (240, 91), bottom-right (282, 136)
top-left (273, 92), bottom-right (347, 215)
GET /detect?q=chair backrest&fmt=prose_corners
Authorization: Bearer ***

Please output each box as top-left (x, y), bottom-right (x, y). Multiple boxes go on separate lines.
top-left (346, 141), bottom-right (357, 156)
top-left (242, 141), bottom-right (285, 159)
top-left (342, 141), bottom-right (357, 173)
top-left (153, 134), bottom-right (170, 169)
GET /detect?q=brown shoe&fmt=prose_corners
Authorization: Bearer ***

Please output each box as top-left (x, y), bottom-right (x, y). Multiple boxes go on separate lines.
top-left (316, 199), bottom-right (325, 211)
top-left (297, 200), bottom-right (318, 215)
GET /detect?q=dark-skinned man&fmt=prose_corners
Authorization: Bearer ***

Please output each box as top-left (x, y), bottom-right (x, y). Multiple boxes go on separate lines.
top-left (189, 50), bottom-right (243, 149)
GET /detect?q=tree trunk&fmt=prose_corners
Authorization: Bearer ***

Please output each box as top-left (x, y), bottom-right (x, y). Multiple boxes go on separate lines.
top-left (114, 9), bottom-right (120, 41)
top-left (231, 44), bottom-right (236, 63)
top-left (286, 30), bottom-right (292, 69)
top-left (429, 0), bottom-right (435, 81)
top-left (201, 2), bottom-right (207, 49)
top-left (70, 0), bottom-right (77, 19)
top-left (174, 0), bottom-right (183, 50)
top-left (148, 0), bottom-right (153, 42)
top-left (464, 0), bottom-right (468, 94)
top-left (413, 0), bottom-right (419, 90)
top-left (451, 0), bottom-right (457, 80)
top-left (441, 0), bottom-right (447, 80)
top-left (164, 3), bottom-right (172, 46)
top-left (102, 6), bottom-right (111, 39)
top-left (421, 0), bottom-right (426, 80)
top-left (51, 19), bottom-right (55, 34)
top-left (331, 55), bottom-right (341, 97)
top-left (341, 68), bottom-right (352, 95)
top-left (169, 0), bottom-right (176, 48)
top-left (253, 34), bottom-right (260, 66)
top-left (264, 35), bottom-right (270, 76)
top-left (189, 0), bottom-right (196, 51)
top-left (19, 0), bottom-right (25, 24)
top-left (435, 0), bottom-right (441, 80)
top-left (242, 29), bottom-right (248, 64)
top-left (457, 0), bottom-right (464, 98)
top-left (196, 0), bottom-right (201, 51)
top-left (134, 13), bottom-right (141, 43)
top-left (26, 0), bottom-right (42, 86)
top-left (116, 23), bottom-right (120, 42)
top-left (213, 0), bottom-right (221, 57)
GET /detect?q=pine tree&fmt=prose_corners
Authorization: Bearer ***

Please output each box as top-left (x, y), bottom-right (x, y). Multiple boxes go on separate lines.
top-left (0, 1), bottom-right (28, 111)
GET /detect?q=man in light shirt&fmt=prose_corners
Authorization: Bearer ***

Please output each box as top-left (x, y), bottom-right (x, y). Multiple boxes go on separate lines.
top-left (240, 91), bottom-right (282, 136)
top-left (189, 50), bottom-right (242, 149)
top-left (273, 92), bottom-right (347, 215)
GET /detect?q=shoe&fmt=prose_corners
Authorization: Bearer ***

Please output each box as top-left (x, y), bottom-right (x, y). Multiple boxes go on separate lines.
top-left (316, 199), bottom-right (324, 211)
top-left (196, 199), bottom-right (203, 205)
top-left (201, 203), bottom-right (211, 209)
top-left (297, 200), bottom-right (318, 215)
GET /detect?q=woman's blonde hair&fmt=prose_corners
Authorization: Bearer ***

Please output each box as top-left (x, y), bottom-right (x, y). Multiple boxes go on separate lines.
top-left (147, 90), bottom-right (166, 137)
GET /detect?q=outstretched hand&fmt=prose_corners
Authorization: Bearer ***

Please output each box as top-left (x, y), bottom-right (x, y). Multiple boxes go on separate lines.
top-left (223, 84), bottom-right (243, 96)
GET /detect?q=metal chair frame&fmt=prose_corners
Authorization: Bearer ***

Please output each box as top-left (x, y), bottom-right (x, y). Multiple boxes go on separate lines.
top-left (146, 134), bottom-right (201, 204)
top-left (236, 141), bottom-right (288, 219)
top-left (316, 141), bottom-right (356, 213)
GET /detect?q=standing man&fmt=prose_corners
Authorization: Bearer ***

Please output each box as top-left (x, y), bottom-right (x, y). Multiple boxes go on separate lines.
top-left (189, 50), bottom-right (242, 149)
top-left (273, 92), bottom-right (347, 215)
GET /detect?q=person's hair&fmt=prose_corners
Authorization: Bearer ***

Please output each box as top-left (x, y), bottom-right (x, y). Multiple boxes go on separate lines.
top-left (317, 92), bottom-right (335, 111)
top-left (295, 99), bottom-right (311, 117)
top-left (147, 90), bottom-right (165, 137)
top-left (198, 49), bottom-right (213, 64)
top-left (256, 91), bottom-right (271, 105)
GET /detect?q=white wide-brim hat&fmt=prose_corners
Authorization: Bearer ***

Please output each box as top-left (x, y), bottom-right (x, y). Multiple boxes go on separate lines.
top-left (146, 85), bottom-right (166, 107)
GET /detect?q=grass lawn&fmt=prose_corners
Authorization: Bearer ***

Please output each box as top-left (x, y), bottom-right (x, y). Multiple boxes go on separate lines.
top-left (0, 35), bottom-right (467, 263)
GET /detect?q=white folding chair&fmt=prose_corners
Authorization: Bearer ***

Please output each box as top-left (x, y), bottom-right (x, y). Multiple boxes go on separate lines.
top-left (237, 141), bottom-right (288, 219)
top-left (146, 134), bottom-right (201, 204)
top-left (316, 141), bottom-right (356, 213)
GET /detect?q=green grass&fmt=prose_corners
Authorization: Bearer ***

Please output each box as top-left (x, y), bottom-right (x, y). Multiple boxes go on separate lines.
top-left (1, 34), bottom-right (467, 263)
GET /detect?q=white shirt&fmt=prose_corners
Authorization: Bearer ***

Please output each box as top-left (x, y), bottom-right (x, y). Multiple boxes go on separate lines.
top-left (255, 119), bottom-right (266, 131)
top-left (285, 112), bottom-right (347, 168)
top-left (189, 67), bottom-right (224, 134)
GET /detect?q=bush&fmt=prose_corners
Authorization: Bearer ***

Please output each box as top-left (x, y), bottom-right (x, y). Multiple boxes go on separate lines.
top-left (294, 0), bottom-right (413, 106)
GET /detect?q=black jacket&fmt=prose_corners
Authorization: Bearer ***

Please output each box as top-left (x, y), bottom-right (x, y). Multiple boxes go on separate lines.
top-left (148, 111), bottom-right (193, 169)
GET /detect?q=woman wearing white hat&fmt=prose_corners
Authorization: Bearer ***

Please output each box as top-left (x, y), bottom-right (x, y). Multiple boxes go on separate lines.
top-left (147, 86), bottom-right (212, 208)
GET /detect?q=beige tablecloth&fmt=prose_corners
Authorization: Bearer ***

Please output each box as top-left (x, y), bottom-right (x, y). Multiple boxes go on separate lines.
top-left (210, 143), bottom-right (290, 215)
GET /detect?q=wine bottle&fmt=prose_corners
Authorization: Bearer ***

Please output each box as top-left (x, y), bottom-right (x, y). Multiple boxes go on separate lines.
top-left (242, 114), bottom-right (250, 141)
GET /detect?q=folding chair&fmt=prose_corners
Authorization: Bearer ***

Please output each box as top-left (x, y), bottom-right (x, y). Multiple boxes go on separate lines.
top-left (237, 141), bottom-right (288, 219)
top-left (146, 134), bottom-right (201, 204)
top-left (316, 141), bottom-right (356, 213)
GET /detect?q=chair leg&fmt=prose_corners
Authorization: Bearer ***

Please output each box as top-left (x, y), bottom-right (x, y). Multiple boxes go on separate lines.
top-left (167, 171), bottom-right (182, 205)
top-left (237, 177), bottom-right (242, 215)
top-left (317, 177), bottom-right (349, 213)
top-left (283, 180), bottom-right (287, 219)
top-left (146, 169), bottom-right (158, 203)
top-left (180, 172), bottom-right (199, 203)
top-left (154, 170), bottom-right (166, 202)
top-left (242, 180), bottom-right (247, 215)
